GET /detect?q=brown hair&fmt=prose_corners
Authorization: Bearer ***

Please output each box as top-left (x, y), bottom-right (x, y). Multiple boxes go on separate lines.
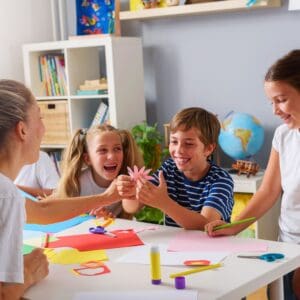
top-left (169, 107), bottom-right (220, 146)
top-left (56, 124), bottom-right (144, 197)
top-left (0, 79), bottom-right (34, 148)
top-left (265, 50), bottom-right (300, 91)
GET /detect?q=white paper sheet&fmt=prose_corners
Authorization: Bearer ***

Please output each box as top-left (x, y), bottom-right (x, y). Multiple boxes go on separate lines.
top-left (116, 244), bottom-right (229, 266)
top-left (73, 289), bottom-right (198, 300)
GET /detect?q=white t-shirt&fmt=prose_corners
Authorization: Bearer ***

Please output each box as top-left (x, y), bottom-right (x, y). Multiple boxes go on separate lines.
top-left (0, 173), bottom-right (25, 283)
top-left (79, 168), bottom-right (122, 216)
top-left (272, 124), bottom-right (300, 244)
top-left (14, 151), bottom-right (59, 190)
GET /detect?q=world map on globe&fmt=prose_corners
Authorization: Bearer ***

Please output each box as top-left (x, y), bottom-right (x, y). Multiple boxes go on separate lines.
top-left (218, 111), bottom-right (265, 160)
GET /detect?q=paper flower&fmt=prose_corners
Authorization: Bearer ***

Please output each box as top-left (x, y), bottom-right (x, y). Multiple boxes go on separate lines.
top-left (127, 165), bottom-right (153, 182)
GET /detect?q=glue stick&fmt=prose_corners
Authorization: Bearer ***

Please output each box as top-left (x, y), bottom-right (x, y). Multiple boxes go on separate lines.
top-left (150, 245), bottom-right (161, 284)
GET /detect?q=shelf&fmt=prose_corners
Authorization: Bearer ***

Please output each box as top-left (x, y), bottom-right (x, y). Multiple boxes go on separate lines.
top-left (120, 0), bottom-right (281, 21)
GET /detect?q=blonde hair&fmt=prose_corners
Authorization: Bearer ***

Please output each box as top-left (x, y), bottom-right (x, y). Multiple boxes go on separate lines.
top-left (0, 79), bottom-right (34, 149)
top-left (55, 124), bottom-right (143, 197)
top-left (169, 107), bottom-right (220, 146)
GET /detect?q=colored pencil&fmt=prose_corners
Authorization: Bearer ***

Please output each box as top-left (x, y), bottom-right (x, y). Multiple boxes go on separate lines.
top-left (169, 263), bottom-right (222, 278)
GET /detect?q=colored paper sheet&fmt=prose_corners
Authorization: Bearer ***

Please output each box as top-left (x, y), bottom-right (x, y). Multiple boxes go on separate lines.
top-left (45, 248), bottom-right (107, 264)
top-left (18, 189), bottom-right (39, 202)
top-left (23, 229), bottom-right (45, 240)
top-left (116, 244), bottom-right (229, 266)
top-left (73, 290), bottom-right (198, 300)
top-left (48, 229), bottom-right (144, 251)
top-left (24, 215), bottom-right (93, 233)
top-left (22, 244), bottom-right (36, 255)
top-left (168, 231), bottom-right (268, 253)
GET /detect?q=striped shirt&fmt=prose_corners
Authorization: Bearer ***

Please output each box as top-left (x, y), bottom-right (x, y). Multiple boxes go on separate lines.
top-left (152, 158), bottom-right (234, 227)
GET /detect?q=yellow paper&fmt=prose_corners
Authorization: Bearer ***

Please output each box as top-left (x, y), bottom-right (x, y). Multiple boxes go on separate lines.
top-left (45, 248), bottom-right (108, 264)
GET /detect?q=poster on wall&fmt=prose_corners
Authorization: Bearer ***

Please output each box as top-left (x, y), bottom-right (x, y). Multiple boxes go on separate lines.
top-left (289, 0), bottom-right (300, 10)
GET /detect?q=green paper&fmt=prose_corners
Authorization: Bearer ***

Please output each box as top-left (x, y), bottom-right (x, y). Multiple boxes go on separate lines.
top-left (22, 244), bottom-right (36, 255)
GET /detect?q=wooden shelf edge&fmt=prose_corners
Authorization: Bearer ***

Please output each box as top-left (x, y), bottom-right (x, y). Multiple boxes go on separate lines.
top-left (120, 0), bottom-right (281, 21)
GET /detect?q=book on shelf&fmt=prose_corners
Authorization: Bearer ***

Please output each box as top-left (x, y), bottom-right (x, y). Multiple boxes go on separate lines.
top-left (39, 54), bottom-right (67, 97)
top-left (90, 101), bottom-right (109, 127)
top-left (76, 90), bottom-right (108, 96)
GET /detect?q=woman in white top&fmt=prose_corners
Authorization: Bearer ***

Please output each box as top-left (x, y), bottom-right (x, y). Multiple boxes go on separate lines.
top-left (205, 50), bottom-right (300, 299)
top-left (14, 150), bottom-right (60, 197)
top-left (0, 79), bottom-right (122, 299)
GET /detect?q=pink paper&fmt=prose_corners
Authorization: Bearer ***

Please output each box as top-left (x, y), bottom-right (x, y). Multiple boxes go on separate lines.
top-left (168, 231), bottom-right (268, 253)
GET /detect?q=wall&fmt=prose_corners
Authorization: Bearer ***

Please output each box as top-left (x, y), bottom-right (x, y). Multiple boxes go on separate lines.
top-left (0, 0), bottom-right (53, 81)
top-left (2, 1), bottom-right (300, 168)
top-left (121, 1), bottom-right (300, 168)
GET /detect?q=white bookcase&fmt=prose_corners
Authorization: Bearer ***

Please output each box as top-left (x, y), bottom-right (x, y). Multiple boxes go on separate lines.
top-left (22, 37), bottom-right (146, 148)
top-left (232, 171), bottom-right (281, 241)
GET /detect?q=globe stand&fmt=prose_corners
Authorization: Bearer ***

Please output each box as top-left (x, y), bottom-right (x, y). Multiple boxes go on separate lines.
top-left (231, 160), bottom-right (260, 177)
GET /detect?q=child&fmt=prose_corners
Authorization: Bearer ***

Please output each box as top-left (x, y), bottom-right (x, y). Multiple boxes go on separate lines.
top-left (0, 79), bottom-right (124, 298)
top-left (120, 107), bottom-right (234, 230)
top-left (14, 150), bottom-right (60, 198)
top-left (205, 50), bottom-right (300, 299)
top-left (54, 124), bottom-right (144, 217)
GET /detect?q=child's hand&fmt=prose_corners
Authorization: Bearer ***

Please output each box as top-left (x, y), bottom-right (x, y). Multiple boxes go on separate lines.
top-left (24, 248), bottom-right (49, 286)
top-left (204, 220), bottom-right (236, 237)
top-left (137, 171), bottom-right (170, 210)
top-left (116, 175), bottom-right (136, 200)
top-left (89, 207), bottom-right (115, 219)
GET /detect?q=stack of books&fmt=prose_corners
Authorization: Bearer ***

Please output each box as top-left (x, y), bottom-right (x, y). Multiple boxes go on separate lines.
top-left (76, 78), bottom-right (108, 96)
top-left (39, 54), bottom-right (67, 96)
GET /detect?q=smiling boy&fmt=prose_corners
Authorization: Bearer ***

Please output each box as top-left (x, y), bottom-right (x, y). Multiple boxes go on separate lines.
top-left (121, 107), bottom-right (234, 229)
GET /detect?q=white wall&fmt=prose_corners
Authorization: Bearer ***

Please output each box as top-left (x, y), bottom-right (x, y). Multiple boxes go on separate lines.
top-left (0, 0), bottom-right (53, 81)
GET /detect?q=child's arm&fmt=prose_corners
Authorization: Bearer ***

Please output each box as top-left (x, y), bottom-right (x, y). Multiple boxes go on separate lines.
top-left (16, 185), bottom-right (54, 198)
top-left (25, 179), bottom-right (121, 224)
top-left (206, 148), bottom-right (282, 236)
top-left (1, 249), bottom-right (48, 300)
top-left (137, 171), bottom-right (221, 230)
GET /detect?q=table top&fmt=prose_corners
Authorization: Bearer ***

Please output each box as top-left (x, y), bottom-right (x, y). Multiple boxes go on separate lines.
top-left (24, 218), bottom-right (300, 300)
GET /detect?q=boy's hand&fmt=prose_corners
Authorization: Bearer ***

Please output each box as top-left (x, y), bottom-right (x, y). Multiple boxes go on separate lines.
top-left (137, 171), bottom-right (170, 210)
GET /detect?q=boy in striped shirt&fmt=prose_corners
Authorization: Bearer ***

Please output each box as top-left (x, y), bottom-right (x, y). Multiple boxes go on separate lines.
top-left (120, 107), bottom-right (234, 229)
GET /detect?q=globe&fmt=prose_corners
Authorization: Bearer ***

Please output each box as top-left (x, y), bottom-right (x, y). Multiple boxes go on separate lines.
top-left (218, 111), bottom-right (265, 160)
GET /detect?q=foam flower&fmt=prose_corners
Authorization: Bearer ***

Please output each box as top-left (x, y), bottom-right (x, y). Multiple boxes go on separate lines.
top-left (127, 165), bottom-right (153, 182)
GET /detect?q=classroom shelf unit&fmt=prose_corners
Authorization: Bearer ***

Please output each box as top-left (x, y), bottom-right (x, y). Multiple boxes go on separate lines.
top-left (22, 37), bottom-right (146, 148)
top-left (232, 171), bottom-right (281, 241)
top-left (120, 0), bottom-right (281, 21)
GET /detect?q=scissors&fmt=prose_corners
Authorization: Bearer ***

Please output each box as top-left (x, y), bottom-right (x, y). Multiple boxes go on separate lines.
top-left (89, 226), bottom-right (116, 238)
top-left (238, 252), bottom-right (285, 262)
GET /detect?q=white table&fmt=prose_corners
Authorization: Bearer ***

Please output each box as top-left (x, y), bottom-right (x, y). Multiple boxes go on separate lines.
top-left (24, 219), bottom-right (300, 300)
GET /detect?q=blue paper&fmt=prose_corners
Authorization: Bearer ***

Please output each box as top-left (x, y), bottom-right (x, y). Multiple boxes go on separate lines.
top-left (24, 215), bottom-right (93, 233)
top-left (18, 189), bottom-right (38, 202)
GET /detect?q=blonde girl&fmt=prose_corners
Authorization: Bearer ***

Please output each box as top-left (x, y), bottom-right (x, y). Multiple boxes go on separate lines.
top-left (55, 124), bottom-right (144, 217)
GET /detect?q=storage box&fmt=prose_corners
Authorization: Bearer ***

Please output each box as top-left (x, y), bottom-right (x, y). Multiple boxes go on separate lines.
top-left (38, 100), bottom-right (70, 145)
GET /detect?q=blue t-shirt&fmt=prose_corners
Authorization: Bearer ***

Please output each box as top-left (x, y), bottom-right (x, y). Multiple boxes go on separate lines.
top-left (152, 158), bottom-right (234, 227)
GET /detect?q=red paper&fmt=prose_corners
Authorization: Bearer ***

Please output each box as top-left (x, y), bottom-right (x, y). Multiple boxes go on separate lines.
top-left (48, 230), bottom-right (144, 251)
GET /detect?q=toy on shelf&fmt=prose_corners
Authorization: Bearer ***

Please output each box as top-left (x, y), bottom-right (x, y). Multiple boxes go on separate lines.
top-left (231, 160), bottom-right (260, 177)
